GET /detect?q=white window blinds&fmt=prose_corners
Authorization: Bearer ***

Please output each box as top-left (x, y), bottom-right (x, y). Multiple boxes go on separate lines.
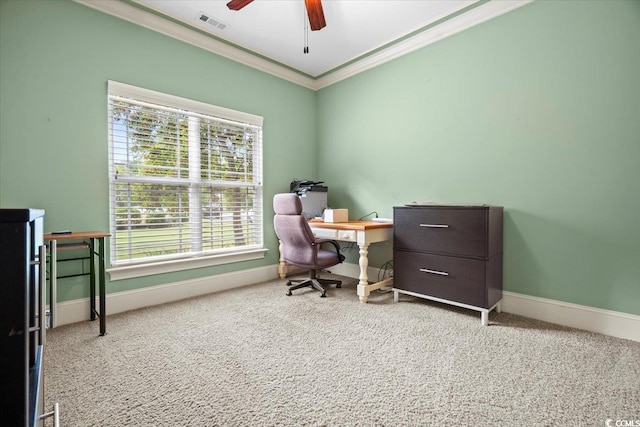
top-left (107, 81), bottom-right (263, 266)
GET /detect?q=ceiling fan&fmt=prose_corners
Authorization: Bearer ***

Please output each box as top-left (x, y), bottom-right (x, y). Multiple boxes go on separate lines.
top-left (226, 0), bottom-right (327, 31)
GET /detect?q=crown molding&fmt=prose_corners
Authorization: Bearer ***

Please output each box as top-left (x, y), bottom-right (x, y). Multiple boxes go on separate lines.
top-left (310, 0), bottom-right (478, 79)
top-left (74, 0), bottom-right (317, 89)
top-left (312, 0), bottom-right (534, 90)
top-left (75, 0), bottom-right (533, 92)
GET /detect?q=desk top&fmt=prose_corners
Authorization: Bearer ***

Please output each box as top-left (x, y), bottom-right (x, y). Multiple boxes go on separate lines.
top-left (308, 220), bottom-right (392, 231)
top-left (44, 231), bottom-right (110, 241)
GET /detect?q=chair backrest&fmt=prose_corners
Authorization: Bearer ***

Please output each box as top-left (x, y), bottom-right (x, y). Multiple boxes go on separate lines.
top-left (273, 193), bottom-right (317, 266)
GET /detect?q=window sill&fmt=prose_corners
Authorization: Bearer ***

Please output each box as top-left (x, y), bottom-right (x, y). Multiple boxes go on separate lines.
top-left (107, 248), bottom-right (268, 281)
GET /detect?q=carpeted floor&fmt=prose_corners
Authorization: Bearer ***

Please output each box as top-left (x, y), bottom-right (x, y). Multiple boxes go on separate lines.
top-left (44, 274), bottom-right (640, 426)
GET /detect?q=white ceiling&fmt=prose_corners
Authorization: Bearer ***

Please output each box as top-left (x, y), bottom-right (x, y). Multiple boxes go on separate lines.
top-left (80, 0), bottom-right (532, 89)
top-left (135, 0), bottom-right (476, 77)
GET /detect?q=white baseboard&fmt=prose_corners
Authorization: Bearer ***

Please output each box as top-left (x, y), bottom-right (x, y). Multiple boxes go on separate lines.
top-left (501, 291), bottom-right (640, 342)
top-left (53, 262), bottom-right (640, 342)
top-left (53, 265), bottom-right (279, 328)
top-left (327, 262), bottom-right (391, 283)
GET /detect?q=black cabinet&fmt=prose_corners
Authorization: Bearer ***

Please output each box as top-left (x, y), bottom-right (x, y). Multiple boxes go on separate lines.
top-left (0, 209), bottom-right (49, 426)
top-left (393, 205), bottom-right (503, 325)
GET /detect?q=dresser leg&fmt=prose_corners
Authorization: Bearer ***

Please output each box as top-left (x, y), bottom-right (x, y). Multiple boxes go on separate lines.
top-left (496, 301), bottom-right (502, 313)
top-left (393, 290), bottom-right (399, 303)
top-left (481, 310), bottom-right (489, 326)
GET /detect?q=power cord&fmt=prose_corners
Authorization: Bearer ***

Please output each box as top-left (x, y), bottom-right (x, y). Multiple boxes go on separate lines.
top-left (340, 242), bottom-right (358, 253)
top-left (377, 260), bottom-right (394, 293)
top-left (358, 211), bottom-right (378, 220)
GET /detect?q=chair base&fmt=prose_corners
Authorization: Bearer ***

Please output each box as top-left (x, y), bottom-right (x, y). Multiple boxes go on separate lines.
top-left (286, 270), bottom-right (341, 298)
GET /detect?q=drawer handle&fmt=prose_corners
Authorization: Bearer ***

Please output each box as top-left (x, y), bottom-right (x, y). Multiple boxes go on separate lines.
top-left (420, 268), bottom-right (449, 276)
top-left (419, 224), bottom-right (449, 228)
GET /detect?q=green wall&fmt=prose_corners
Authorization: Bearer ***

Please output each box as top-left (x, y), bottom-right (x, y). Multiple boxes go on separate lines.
top-left (0, 0), bottom-right (317, 301)
top-left (2, 0), bottom-right (638, 317)
top-left (317, 0), bottom-right (640, 315)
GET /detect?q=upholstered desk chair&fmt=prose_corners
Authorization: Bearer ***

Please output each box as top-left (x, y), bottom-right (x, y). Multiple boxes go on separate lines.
top-left (273, 193), bottom-right (345, 297)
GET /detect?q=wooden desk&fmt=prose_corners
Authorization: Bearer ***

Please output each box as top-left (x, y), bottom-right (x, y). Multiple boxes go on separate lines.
top-left (278, 220), bottom-right (393, 303)
top-left (44, 231), bottom-right (110, 336)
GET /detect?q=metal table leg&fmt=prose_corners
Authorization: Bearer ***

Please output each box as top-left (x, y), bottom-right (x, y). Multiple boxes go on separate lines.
top-left (98, 237), bottom-right (106, 336)
top-left (89, 238), bottom-right (96, 322)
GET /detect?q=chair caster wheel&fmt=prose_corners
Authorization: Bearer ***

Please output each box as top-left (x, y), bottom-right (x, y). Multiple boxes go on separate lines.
top-left (336, 283), bottom-right (342, 288)
top-left (286, 291), bottom-right (292, 296)
top-left (320, 293), bottom-right (326, 298)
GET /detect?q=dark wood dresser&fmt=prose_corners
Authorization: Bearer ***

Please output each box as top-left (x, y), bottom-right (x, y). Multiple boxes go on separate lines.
top-left (392, 205), bottom-right (503, 325)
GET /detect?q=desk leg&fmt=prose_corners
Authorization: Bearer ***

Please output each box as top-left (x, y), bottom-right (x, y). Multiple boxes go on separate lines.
top-left (278, 240), bottom-right (287, 279)
top-left (98, 237), bottom-right (106, 336)
top-left (356, 243), bottom-right (370, 303)
top-left (89, 239), bottom-right (96, 321)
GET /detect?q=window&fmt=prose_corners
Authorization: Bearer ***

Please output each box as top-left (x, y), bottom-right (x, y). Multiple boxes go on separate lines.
top-left (107, 81), bottom-right (264, 276)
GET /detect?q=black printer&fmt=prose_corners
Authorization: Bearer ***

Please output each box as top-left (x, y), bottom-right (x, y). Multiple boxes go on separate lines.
top-left (290, 180), bottom-right (328, 219)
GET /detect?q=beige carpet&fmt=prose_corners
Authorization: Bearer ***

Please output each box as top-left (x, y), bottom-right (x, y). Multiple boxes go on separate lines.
top-left (44, 274), bottom-right (639, 426)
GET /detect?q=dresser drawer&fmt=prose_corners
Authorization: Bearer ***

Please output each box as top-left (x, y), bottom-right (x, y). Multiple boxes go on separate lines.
top-left (393, 250), bottom-right (487, 307)
top-left (394, 207), bottom-right (488, 258)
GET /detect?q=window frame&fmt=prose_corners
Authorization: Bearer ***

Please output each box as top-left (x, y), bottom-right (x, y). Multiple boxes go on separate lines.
top-left (106, 81), bottom-right (266, 280)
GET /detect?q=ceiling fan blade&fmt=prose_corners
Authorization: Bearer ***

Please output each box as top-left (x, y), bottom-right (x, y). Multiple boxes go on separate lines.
top-left (226, 0), bottom-right (254, 11)
top-left (305, 0), bottom-right (326, 31)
